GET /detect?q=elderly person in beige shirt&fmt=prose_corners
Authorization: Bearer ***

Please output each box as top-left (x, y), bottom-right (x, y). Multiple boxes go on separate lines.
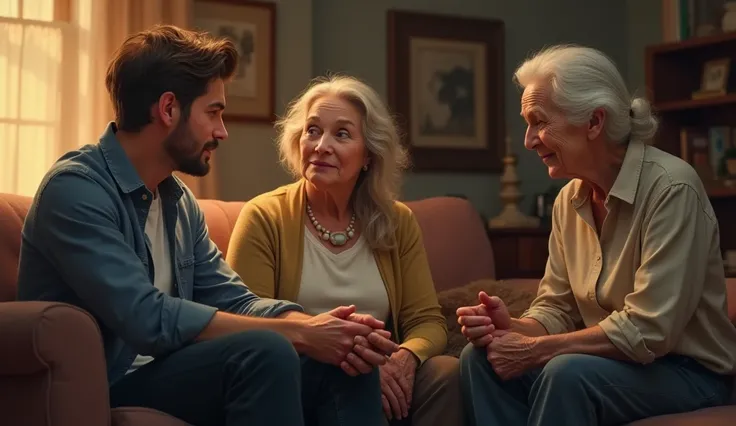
top-left (457, 44), bottom-right (736, 426)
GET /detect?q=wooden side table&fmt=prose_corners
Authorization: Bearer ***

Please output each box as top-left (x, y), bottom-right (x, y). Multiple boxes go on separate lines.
top-left (487, 227), bottom-right (551, 279)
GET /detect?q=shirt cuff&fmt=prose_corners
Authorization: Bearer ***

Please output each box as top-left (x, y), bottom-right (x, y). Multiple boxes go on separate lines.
top-left (399, 337), bottom-right (433, 366)
top-left (519, 307), bottom-right (572, 335)
top-left (175, 298), bottom-right (218, 347)
top-left (598, 310), bottom-right (656, 364)
top-left (243, 299), bottom-right (305, 318)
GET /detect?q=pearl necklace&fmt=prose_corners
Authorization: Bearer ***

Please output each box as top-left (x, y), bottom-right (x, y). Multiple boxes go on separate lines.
top-left (306, 203), bottom-right (356, 246)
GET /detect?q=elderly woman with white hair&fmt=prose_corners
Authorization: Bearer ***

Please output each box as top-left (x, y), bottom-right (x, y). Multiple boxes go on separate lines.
top-left (457, 44), bottom-right (736, 425)
top-left (225, 75), bottom-right (461, 426)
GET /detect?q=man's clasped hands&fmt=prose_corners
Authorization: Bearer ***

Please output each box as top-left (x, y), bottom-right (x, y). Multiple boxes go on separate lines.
top-left (457, 291), bottom-right (542, 380)
top-left (303, 304), bottom-right (419, 420)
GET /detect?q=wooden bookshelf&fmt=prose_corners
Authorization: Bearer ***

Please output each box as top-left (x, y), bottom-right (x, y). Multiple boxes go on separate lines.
top-left (704, 183), bottom-right (736, 198)
top-left (654, 93), bottom-right (736, 112)
top-left (646, 34), bottom-right (736, 253)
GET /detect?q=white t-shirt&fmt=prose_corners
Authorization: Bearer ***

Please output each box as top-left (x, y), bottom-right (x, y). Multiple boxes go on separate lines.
top-left (296, 226), bottom-right (390, 323)
top-left (126, 194), bottom-right (173, 374)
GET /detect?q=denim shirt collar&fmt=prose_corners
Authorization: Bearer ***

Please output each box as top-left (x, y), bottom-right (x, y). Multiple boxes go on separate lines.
top-left (99, 121), bottom-right (184, 202)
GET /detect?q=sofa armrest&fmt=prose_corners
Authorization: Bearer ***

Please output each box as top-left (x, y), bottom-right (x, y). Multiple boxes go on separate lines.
top-left (0, 301), bottom-right (110, 426)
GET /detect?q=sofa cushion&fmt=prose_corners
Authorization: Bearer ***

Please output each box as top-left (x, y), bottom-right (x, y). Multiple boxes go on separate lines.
top-left (0, 193), bottom-right (30, 302)
top-left (111, 407), bottom-right (191, 426)
top-left (197, 199), bottom-right (245, 258)
top-left (404, 197), bottom-right (496, 292)
top-left (626, 405), bottom-right (736, 425)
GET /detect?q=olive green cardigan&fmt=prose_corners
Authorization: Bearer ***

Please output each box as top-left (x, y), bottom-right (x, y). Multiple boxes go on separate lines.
top-left (225, 180), bottom-right (447, 364)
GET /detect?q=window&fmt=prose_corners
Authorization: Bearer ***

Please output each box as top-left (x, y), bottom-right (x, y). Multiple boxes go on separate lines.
top-left (0, 0), bottom-right (75, 196)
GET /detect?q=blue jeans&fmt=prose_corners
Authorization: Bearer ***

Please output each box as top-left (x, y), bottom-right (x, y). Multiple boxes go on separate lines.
top-left (110, 330), bottom-right (383, 426)
top-left (459, 343), bottom-right (732, 426)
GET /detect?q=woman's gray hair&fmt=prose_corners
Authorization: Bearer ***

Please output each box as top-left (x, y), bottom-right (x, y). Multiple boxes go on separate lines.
top-left (275, 74), bottom-right (409, 250)
top-left (514, 44), bottom-right (658, 143)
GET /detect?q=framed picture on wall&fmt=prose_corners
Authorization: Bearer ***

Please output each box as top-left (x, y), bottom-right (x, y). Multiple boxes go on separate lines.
top-left (193, 0), bottom-right (276, 123)
top-left (387, 10), bottom-right (505, 172)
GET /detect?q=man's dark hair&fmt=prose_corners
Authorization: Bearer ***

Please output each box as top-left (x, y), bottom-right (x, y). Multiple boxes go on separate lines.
top-left (105, 24), bottom-right (238, 132)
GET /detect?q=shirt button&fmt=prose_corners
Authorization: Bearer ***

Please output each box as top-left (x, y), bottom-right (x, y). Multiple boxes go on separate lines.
top-left (142, 194), bottom-right (148, 201)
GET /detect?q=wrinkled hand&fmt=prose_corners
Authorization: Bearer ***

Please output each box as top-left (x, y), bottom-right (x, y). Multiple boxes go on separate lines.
top-left (487, 330), bottom-right (539, 380)
top-left (456, 291), bottom-right (511, 347)
top-left (379, 349), bottom-right (417, 420)
top-left (339, 311), bottom-right (400, 376)
top-left (302, 305), bottom-right (375, 367)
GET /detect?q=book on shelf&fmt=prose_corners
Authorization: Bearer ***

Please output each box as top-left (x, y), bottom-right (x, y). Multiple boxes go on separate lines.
top-left (679, 126), bottom-right (732, 181)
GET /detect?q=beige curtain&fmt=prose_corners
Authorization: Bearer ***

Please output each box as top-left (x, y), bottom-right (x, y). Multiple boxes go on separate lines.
top-left (0, 1), bottom-right (72, 196)
top-left (77, 0), bottom-right (219, 199)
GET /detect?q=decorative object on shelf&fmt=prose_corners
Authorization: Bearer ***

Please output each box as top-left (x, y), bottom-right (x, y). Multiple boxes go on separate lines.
top-left (693, 0), bottom-right (727, 37)
top-left (386, 10), bottom-right (505, 172)
top-left (193, 0), bottom-right (276, 123)
top-left (533, 185), bottom-right (561, 227)
top-left (662, 0), bottom-right (729, 41)
top-left (692, 58), bottom-right (730, 99)
top-left (724, 147), bottom-right (736, 187)
top-left (723, 1), bottom-right (736, 31)
top-left (488, 135), bottom-right (540, 229)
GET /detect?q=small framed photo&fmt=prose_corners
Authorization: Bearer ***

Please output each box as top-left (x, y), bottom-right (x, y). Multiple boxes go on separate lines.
top-left (193, 0), bottom-right (276, 123)
top-left (692, 58), bottom-right (730, 99)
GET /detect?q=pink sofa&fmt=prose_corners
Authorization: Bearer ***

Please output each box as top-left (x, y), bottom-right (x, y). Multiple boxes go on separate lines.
top-left (0, 193), bottom-right (500, 425)
top-left (1, 192), bottom-right (734, 425)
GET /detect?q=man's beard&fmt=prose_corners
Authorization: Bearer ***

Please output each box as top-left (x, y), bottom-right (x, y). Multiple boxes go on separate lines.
top-left (163, 119), bottom-right (218, 177)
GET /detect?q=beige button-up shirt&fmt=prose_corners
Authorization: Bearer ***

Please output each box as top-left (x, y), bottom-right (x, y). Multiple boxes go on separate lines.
top-left (521, 139), bottom-right (736, 375)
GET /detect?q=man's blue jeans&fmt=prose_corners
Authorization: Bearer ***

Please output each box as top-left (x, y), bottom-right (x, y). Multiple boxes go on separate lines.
top-left (460, 343), bottom-right (733, 426)
top-left (109, 330), bottom-right (383, 426)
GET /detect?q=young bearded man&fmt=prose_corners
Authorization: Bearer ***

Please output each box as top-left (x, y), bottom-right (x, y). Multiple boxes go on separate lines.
top-left (16, 25), bottom-right (397, 426)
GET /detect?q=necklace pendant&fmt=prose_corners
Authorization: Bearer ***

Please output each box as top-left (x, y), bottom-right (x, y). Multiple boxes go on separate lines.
top-left (329, 232), bottom-right (348, 246)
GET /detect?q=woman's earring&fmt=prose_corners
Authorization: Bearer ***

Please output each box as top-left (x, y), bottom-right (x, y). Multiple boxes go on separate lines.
top-left (362, 165), bottom-right (368, 171)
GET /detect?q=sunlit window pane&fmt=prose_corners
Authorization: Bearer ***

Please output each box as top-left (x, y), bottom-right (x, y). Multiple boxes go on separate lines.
top-left (0, 0), bottom-right (64, 195)
top-left (20, 25), bottom-right (62, 121)
top-left (23, 0), bottom-right (55, 21)
top-left (0, 0), bottom-right (20, 19)
top-left (0, 22), bottom-right (22, 119)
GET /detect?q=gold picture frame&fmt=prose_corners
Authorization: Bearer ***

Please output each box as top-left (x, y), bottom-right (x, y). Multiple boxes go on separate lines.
top-left (692, 58), bottom-right (730, 100)
top-left (193, 0), bottom-right (276, 123)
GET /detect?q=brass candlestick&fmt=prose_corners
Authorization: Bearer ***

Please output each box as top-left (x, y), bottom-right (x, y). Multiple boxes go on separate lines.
top-left (488, 135), bottom-right (540, 229)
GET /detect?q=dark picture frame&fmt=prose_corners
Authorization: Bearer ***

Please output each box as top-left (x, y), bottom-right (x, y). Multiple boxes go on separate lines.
top-left (193, 0), bottom-right (276, 123)
top-left (387, 10), bottom-right (505, 172)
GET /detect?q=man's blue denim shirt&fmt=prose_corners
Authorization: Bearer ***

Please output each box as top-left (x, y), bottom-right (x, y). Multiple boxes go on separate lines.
top-left (17, 123), bottom-right (304, 385)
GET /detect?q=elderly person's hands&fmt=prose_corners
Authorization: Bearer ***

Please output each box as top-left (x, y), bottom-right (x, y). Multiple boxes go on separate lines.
top-left (486, 330), bottom-right (541, 380)
top-left (330, 305), bottom-right (400, 376)
top-left (343, 313), bottom-right (418, 420)
top-left (302, 305), bottom-right (398, 376)
top-left (457, 291), bottom-right (512, 347)
top-left (379, 349), bottom-right (417, 420)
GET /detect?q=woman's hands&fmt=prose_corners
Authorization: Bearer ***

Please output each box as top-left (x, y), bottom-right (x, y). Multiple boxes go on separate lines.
top-left (379, 348), bottom-right (417, 420)
top-left (301, 305), bottom-right (399, 376)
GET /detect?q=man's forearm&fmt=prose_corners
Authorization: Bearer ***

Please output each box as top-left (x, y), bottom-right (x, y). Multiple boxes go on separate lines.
top-left (277, 310), bottom-right (311, 320)
top-left (196, 311), bottom-right (309, 352)
top-left (510, 318), bottom-right (549, 337)
top-left (533, 325), bottom-right (629, 363)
